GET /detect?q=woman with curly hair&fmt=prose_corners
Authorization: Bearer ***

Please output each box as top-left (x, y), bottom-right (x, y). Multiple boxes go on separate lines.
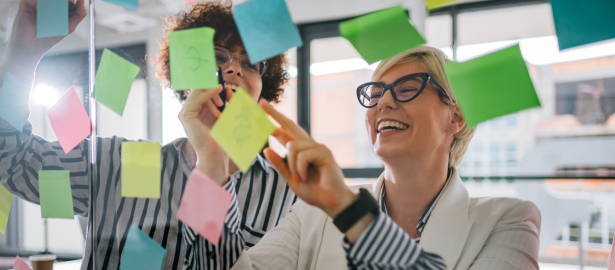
top-left (0, 0), bottom-right (295, 269)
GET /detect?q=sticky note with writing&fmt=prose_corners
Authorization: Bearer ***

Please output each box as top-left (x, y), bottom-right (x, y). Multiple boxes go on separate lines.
top-left (39, 170), bottom-right (74, 219)
top-left (210, 87), bottom-right (276, 172)
top-left (176, 169), bottom-right (233, 246)
top-left (339, 5), bottom-right (425, 63)
top-left (103, 0), bottom-right (138, 11)
top-left (121, 142), bottom-right (161, 199)
top-left (233, 0), bottom-right (302, 64)
top-left (47, 86), bottom-right (92, 154)
top-left (550, 0), bottom-right (615, 50)
top-left (0, 72), bottom-right (29, 132)
top-left (0, 185), bottom-right (13, 234)
top-left (445, 44), bottom-right (541, 127)
top-left (37, 0), bottom-right (68, 38)
top-left (13, 256), bottom-right (32, 270)
top-left (169, 27), bottom-right (218, 91)
top-left (95, 49), bottom-right (141, 116)
top-left (119, 225), bottom-right (166, 270)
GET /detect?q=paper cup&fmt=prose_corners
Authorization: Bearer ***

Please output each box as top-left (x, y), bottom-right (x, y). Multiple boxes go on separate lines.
top-left (28, 254), bottom-right (56, 270)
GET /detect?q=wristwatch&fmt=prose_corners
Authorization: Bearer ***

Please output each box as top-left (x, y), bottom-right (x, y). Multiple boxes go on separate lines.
top-left (333, 188), bottom-right (379, 233)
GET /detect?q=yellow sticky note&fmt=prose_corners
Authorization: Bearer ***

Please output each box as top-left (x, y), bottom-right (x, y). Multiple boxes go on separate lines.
top-left (0, 185), bottom-right (13, 234)
top-left (210, 87), bottom-right (276, 172)
top-left (121, 142), bottom-right (161, 199)
top-left (425, 0), bottom-right (458, 10)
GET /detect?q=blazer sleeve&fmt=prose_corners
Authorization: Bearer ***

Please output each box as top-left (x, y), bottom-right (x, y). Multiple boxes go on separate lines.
top-left (468, 200), bottom-right (541, 270)
top-left (231, 202), bottom-right (307, 270)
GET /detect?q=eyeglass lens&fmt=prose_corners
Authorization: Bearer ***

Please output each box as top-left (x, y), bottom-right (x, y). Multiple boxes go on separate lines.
top-left (215, 48), bottom-right (265, 78)
top-left (359, 75), bottom-right (425, 107)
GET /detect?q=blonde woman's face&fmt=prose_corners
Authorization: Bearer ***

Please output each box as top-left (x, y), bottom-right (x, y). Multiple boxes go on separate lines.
top-left (365, 62), bottom-right (456, 161)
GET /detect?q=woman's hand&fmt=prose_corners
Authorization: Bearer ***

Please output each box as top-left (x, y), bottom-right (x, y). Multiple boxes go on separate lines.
top-left (259, 100), bottom-right (357, 218)
top-left (179, 85), bottom-right (234, 185)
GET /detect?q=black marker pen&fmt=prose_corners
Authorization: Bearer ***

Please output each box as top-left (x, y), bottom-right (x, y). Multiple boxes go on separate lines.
top-left (217, 66), bottom-right (226, 112)
top-left (69, 2), bottom-right (77, 16)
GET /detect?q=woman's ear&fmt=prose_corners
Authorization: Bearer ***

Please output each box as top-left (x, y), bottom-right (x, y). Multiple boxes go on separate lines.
top-left (450, 105), bottom-right (466, 133)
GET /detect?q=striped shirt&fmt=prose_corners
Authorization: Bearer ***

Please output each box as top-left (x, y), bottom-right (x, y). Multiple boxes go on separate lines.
top-left (340, 169), bottom-right (452, 269)
top-left (0, 119), bottom-right (295, 270)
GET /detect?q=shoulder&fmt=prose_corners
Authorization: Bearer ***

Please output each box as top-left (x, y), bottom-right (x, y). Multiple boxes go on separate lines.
top-left (469, 196), bottom-right (541, 226)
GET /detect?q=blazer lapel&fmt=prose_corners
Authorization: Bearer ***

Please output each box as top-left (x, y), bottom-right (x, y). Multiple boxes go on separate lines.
top-left (419, 168), bottom-right (473, 269)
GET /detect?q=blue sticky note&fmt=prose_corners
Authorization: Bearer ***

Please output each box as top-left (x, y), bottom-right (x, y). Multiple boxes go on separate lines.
top-left (119, 225), bottom-right (166, 270)
top-left (233, 0), bottom-right (303, 64)
top-left (551, 0), bottom-right (615, 50)
top-left (37, 0), bottom-right (68, 38)
top-left (103, 0), bottom-right (138, 11)
top-left (0, 73), bottom-right (29, 132)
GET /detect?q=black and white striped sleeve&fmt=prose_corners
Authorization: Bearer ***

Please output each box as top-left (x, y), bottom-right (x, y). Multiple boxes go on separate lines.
top-left (182, 178), bottom-right (244, 270)
top-left (343, 213), bottom-right (447, 270)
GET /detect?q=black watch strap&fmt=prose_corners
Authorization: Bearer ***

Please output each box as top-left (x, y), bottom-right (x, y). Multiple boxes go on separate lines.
top-left (333, 188), bottom-right (379, 233)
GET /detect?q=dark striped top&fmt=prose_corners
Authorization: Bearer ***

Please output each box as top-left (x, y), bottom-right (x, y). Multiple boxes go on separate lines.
top-left (0, 119), bottom-right (295, 270)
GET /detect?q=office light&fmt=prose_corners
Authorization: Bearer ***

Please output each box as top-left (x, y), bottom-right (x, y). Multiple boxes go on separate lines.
top-left (32, 84), bottom-right (61, 108)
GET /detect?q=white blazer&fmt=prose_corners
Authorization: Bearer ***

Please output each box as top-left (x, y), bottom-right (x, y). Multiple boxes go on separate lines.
top-left (232, 168), bottom-right (541, 270)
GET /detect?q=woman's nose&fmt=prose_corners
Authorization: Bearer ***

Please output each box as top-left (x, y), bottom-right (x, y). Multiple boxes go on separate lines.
top-left (224, 58), bottom-right (243, 77)
top-left (377, 89), bottom-right (397, 110)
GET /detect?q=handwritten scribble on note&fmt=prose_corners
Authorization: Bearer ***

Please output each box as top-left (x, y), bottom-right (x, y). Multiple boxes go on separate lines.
top-left (170, 27), bottom-right (218, 90)
top-left (210, 87), bottom-right (275, 173)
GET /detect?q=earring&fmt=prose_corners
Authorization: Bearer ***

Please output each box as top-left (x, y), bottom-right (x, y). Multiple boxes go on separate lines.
top-left (450, 128), bottom-right (454, 131)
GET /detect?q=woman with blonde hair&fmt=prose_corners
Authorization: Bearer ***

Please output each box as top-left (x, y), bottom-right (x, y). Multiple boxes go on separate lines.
top-left (220, 46), bottom-right (541, 269)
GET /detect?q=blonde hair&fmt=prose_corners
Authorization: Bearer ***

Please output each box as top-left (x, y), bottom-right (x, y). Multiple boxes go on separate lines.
top-left (372, 46), bottom-right (475, 167)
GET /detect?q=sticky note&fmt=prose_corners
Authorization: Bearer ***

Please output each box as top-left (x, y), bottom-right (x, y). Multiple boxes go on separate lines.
top-left (95, 49), bottom-right (141, 116)
top-left (550, 0), bottom-right (615, 50)
top-left (39, 170), bottom-right (74, 219)
top-left (0, 72), bottom-right (29, 132)
top-left (339, 6), bottom-right (425, 64)
top-left (37, 0), bottom-right (68, 38)
top-left (425, 0), bottom-right (458, 10)
top-left (169, 27), bottom-right (218, 91)
top-left (233, 0), bottom-right (303, 64)
top-left (119, 225), bottom-right (166, 270)
top-left (210, 87), bottom-right (275, 172)
top-left (13, 256), bottom-right (32, 270)
top-left (47, 87), bottom-right (92, 154)
top-left (177, 169), bottom-right (232, 245)
top-left (0, 185), bottom-right (13, 234)
top-left (103, 0), bottom-right (138, 11)
top-left (445, 44), bottom-right (540, 127)
top-left (121, 142), bottom-right (161, 198)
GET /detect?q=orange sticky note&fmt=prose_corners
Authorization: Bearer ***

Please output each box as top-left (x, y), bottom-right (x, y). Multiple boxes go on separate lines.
top-left (14, 255), bottom-right (32, 270)
top-left (47, 87), bottom-right (92, 154)
top-left (176, 169), bottom-right (232, 246)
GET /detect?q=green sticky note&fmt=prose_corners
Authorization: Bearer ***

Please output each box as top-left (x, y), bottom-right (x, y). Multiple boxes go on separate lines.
top-left (39, 170), bottom-right (74, 219)
top-left (121, 142), bottom-right (161, 199)
top-left (550, 0), bottom-right (615, 50)
top-left (0, 185), bottom-right (13, 234)
top-left (425, 0), bottom-right (458, 10)
top-left (339, 6), bottom-right (425, 64)
top-left (210, 88), bottom-right (275, 172)
top-left (169, 27), bottom-right (218, 91)
top-left (445, 44), bottom-right (540, 127)
top-left (95, 49), bottom-right (141, 116)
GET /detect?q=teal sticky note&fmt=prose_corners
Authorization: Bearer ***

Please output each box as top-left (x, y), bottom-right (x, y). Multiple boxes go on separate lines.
top-left (39, 170), bottom-right (74, 219)
top-left (0, 72), bottom-right (29, 132)
top-left (103, 0), bottom-right (138, 11)
top-left (95, 49), bottom-right (141, 116)
top-left (551, 0), bottom-right (615, 50)
top-left (119, 225), bottom-right (166, 270)
top-left (233, 0), bottom-right (303, 64)
top-left (339, 6), bottom-right (425, 63)
top-left (445, 44), bottom-right (540, 127)
top-left (169, 27), bottom-right (218, 91)
top-left (37, 0), bottom-right (68, 38)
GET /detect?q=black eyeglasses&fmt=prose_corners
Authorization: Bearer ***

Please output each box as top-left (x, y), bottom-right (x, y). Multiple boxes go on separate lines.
top-left (356, 73), bottom-right (454, 108)
top-left (215, 46), bottom-right (266, 79)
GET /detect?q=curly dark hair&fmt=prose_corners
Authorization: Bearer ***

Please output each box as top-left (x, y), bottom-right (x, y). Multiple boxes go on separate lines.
top-left (155, 0), bottom-right (289, 103)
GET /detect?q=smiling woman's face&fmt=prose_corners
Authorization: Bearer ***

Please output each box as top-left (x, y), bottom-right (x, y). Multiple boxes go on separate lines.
top-left (365, 61), bottom-right (455, 161)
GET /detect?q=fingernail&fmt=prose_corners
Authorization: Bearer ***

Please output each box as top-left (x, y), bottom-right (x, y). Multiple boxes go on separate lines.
top-left (291, 175), bottom-right (298, 182)
top-left (217, 110), bottom-right (221, 116)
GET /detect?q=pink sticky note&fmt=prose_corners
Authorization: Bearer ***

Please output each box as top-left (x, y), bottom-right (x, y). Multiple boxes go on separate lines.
top-left (14, 255), bottom-right (32, 270)
top-left (186, 0), bottom-right (198, 3)
top-left (47, 87), bottom-right (92, 154)
top-left (176, 169), bottom-right (233, 246)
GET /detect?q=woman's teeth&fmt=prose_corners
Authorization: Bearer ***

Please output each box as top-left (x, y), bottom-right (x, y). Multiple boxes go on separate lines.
top-left (377, 121), bottom-right (409, 133)
top-left (228, 84), bottom-right (239, 91)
